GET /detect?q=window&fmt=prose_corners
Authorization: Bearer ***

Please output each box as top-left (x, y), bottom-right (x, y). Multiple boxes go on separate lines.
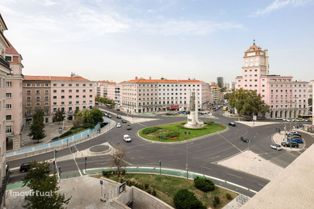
top-left (6, 93), bottom-right (12, 98)
top-left (53, 96), bottom-right (57, 99)
top-left (6, 126), bottom-right (12, 133)
top-left (6, 115), bottom-right (12, 120)
top-left (6, 104), bottom-right (12, 109)
top-left (36, 90), bottom-right (40, 94)
top-left (53, 83), bottom-right (57, 87)
top-left (5, 56), bottom-right (12, 62)
top-left (53, 90), bottom-right (57, 93)
top-left (27, 90), bottom-right (31, 95)
top-left (6, 81), bottom-right (12, 87)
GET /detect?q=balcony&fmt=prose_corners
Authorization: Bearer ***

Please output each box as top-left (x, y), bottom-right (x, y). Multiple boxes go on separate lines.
top-left (0, 56), bottom-right (10, 70)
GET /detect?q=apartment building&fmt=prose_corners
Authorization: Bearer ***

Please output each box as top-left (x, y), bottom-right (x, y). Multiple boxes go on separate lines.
top-left (209, 82), bottom-right (224, 105)
top-left (120, 77), bottom-right (210, 114)
top-left (236, 41), bottom-right (311, 119)
top-left (4, 44), bottom-right (23, 150)
top-left (96, 80), bottom-right (121, 107)
top-left (23, 74), bottom-right (96, 124)
top-left (0, 14), bottom-right (11, 208)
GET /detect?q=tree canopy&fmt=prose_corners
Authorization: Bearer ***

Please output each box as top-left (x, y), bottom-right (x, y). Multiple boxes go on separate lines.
top-left (29, 109), bottom-right (46, 142)
top-left (228, 89), bottom-right (269, 117)
top-left (53, 108), bottom-right (65, 123)
top-left (23, 162), bottom-right (70, 209)
top-left (73, 108), bottom-right (103, 128)
top-left (96, 96), bottom-right (115, 108)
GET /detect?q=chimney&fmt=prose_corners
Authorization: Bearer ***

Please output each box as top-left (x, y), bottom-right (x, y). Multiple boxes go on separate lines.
top-left (149, 76), bottom-right (151, 80)
top-left (135, 76), bottom-right (138, 80)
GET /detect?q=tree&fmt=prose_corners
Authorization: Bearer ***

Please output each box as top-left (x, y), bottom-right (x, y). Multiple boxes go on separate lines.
top-left (112, 146), bottom-right (125, 178)
top-left (96, 96), bottom-right (115, 108)
top-left (23, 162), bottom-right (70, 209)
top-left (194, 177), bottom-right (215, 192)
top-left (228, 89), bottom-right (269, 118)
top-left (53, 109), bottom-right (65, 124)
top-left (29, 109), bottom-right (46, 142)
top-left (173, 189), bottom-right (205, 209)
top-left (73, 108), bottom-right (104, 128)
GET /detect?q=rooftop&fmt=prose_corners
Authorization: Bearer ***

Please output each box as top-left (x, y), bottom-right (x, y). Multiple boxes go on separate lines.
top-left (24, 75), bottom-right (90, 82)
top-left (242, 144), bottom-right (314, 209)
top-left (125, 77), bottom-right (202, 84)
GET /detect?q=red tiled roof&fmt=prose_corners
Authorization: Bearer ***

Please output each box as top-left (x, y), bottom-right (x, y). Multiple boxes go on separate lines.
top-left (24, 75), bottom-right (90, 81)
top-left (98, 80), bottom-right (116, 84)
top-left (126, 78), bottom-right (202, 84)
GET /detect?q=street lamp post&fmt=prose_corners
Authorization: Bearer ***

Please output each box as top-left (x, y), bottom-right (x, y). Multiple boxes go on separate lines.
top-left (85, 157), bottom-right (87, 172)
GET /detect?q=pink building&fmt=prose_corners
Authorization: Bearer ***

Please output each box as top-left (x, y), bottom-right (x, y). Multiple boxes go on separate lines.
top-left (96, 80), bottom-right (120, 107)
top-left (23, 74), bottom-right (96, 124)
top-left (236, 42), bottom-right (311, 119)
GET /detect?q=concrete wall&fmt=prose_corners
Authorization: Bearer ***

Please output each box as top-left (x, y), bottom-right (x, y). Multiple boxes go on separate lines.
top-left (132, 187), bottom-right (174, 209)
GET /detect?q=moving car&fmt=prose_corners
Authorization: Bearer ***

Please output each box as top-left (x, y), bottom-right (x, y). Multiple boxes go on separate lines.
top-left (240, 136), bottom-right (249, 143)
top-left (270, 144), bottom-right (282, 151)
top-left (126, 125), bottom-right (132, 130)
top-left (123, 134), bottom-right (132, 142)
top-left (228, 122), bottom-right (236, 127)
top-left (20, 162), bottom-right (32, 172)
top-left (116, 123), bottom-right (121, 128)
top-left (281, 141), bottom-right (299, 148)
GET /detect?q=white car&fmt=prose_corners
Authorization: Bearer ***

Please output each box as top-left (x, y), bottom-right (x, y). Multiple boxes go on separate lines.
top-left (270, 144), bottom-right (282, 151)
top-left (116, 123), bottom-right (121, 128)
top-left (123, 134), bottom-right (132, 142)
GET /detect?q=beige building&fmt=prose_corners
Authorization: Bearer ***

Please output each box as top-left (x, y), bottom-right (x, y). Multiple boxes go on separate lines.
top-left (209, 82), bottom-right (224, 105)
top-left (96, 80), bottom-right (120, 106)
top-left (23, 74), bottom-right (96, 124)
top-left (0, 14), bottom-right (11, 208)
top-left (120, 77), bottom-right (210, 114)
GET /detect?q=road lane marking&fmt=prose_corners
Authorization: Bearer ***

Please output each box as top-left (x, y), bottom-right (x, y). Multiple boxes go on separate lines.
top-left (217, 133), bottom-right (243, 153)
top-left (69, 147), bottom-right (82, 176)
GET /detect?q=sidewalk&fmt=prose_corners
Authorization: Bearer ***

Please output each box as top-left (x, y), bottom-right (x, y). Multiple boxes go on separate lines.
top-left (21, 121), bottom-right (73, 147)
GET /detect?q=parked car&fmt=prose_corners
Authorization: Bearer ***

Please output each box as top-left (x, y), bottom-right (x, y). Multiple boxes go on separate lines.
top-left (240, 136), bottom-right (249, 143)
top-left (116, 123), bottom-right (121, 128)
top-left (117, 115), bottom-right (122, 119)
top-left (288, 138), bottom-right (304, 144)
top-left (287, 131), bottom-right (301, 137)
top-left (20, 162), bottom-right (32, 173)
top-left (126, 125), bottom-right (132, 130)
top-left (122, 119), bottom-right (127, 123)
top-left (107, 114), bottom-right (112, 118)
top-left (228, 122), bottom-right (236, 127)
top-left (270, 144), bottom-right (282, 151)
top-left (123, 134), bottom-right (132, 142)
top-left (103, 112), bottom-right (108, 117)
top-left (100, 122), bottom-right (108, 128)
top-left (281, 141), bottom-right (299, 148)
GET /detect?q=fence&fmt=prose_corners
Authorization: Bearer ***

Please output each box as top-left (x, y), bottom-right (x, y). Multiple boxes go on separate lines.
top-left (6, 121), bottom-right (115, 161)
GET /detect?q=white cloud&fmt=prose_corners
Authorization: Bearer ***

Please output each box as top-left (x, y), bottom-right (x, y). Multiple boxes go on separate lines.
top-left (254, 0), bottom-right (313, 16)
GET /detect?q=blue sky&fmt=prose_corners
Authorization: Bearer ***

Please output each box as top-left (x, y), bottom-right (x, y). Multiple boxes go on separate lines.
top-left (0, 0), bottom-right (313, 83)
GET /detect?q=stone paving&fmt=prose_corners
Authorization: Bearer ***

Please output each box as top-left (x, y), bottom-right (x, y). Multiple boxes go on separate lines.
top-left (236, 121), bottom-right (280, 127)
top-left (21, 121), bottom-right (73, 147)
top-left (217, 150), bottom-right (284, 180)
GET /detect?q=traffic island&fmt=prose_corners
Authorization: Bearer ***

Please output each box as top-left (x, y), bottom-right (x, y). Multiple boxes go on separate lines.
top-left (138, 121), bottom-right (226, 143)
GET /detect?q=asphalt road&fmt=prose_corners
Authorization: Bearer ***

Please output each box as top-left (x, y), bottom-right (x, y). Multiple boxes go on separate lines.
top-left (7, 110), bottom-right (313, 197)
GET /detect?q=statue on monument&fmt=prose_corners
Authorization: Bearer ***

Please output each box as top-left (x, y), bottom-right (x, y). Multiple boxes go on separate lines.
top-left (190, 92), bottom-right (196, 111)
top-left (184, 91), bottom-right (204, 129)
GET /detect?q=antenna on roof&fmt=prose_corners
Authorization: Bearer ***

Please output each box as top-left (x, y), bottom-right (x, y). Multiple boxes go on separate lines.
top-left (253, 38), bottom-right (256, 45)
top-left (71, 72), bottom-right (76, 77)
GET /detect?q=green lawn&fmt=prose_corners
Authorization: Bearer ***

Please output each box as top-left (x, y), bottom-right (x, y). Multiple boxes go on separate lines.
top-left (109, 174), bottom-right (236, 209)
top-left (139, 121), bottom-right (226, 142)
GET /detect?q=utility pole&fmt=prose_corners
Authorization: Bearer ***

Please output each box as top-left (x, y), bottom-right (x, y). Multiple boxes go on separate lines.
top-left (159, 160), bottom-right (161, 175)
top-left (85, 157), bottom-right (87, 173)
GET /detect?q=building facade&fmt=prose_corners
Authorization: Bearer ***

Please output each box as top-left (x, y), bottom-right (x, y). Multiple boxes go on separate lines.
top-left (217, 77), bottom-right (224, 88)
top-left (0, 14), bottom-right (11, 208)
top-left (209, 82), bottom-right (224, 105)
top-left (4, 44), bottom-right (23, 150)
top-left (23, 75), bottom-right (96, 124)
top-left (120, 77), bottom-right (210, 114)
top-left (235, 42), bottom-right (311, 119)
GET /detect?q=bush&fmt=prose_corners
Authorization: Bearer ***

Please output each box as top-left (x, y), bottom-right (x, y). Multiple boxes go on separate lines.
top-left (174, 189), bottom-right (206, 209)
top-left (204, 120), bottom-right (214, 125)
top-left (226, 193), bottom-right (232, 200)
top-left (142, 127), bottom-right (161, 134)
top-left (212, 196), bottom-right (220, 208)
top-left (194, 177), bottom-right (215, 192)
top-left (102, 170), bottom-right (113, 177)
top-left (166, 131), bottom-right (180, 138)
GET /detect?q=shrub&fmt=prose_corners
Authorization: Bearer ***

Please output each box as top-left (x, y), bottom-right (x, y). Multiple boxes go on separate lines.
top-left (226, 193), bottom-right (232, 200)
top-left (204, 120), bottom-right (214, 125)
top-left (102, 170), bottom-right (113, 177)
top-left (166, 131), bottom-right (180, 138)
top-left (212, 196), bottom-right (220, 208)
top-left (142, 127), bottom-right (161, 134)
top-left (174, 189), bottom-right (206, 209)
top-left (194, 177), bottom-right (215, 192)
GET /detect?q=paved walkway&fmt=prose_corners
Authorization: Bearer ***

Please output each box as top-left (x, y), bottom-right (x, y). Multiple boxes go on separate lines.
top-left (21, 121), bottom-right (73, 147)
top-left (236, 121), bottom-right (279, 127)
top-left (217, 150), bottom-right (284, 180)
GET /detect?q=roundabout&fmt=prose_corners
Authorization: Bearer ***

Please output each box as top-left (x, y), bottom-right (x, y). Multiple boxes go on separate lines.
top-left (138, 121), bottom-right (226, 143)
